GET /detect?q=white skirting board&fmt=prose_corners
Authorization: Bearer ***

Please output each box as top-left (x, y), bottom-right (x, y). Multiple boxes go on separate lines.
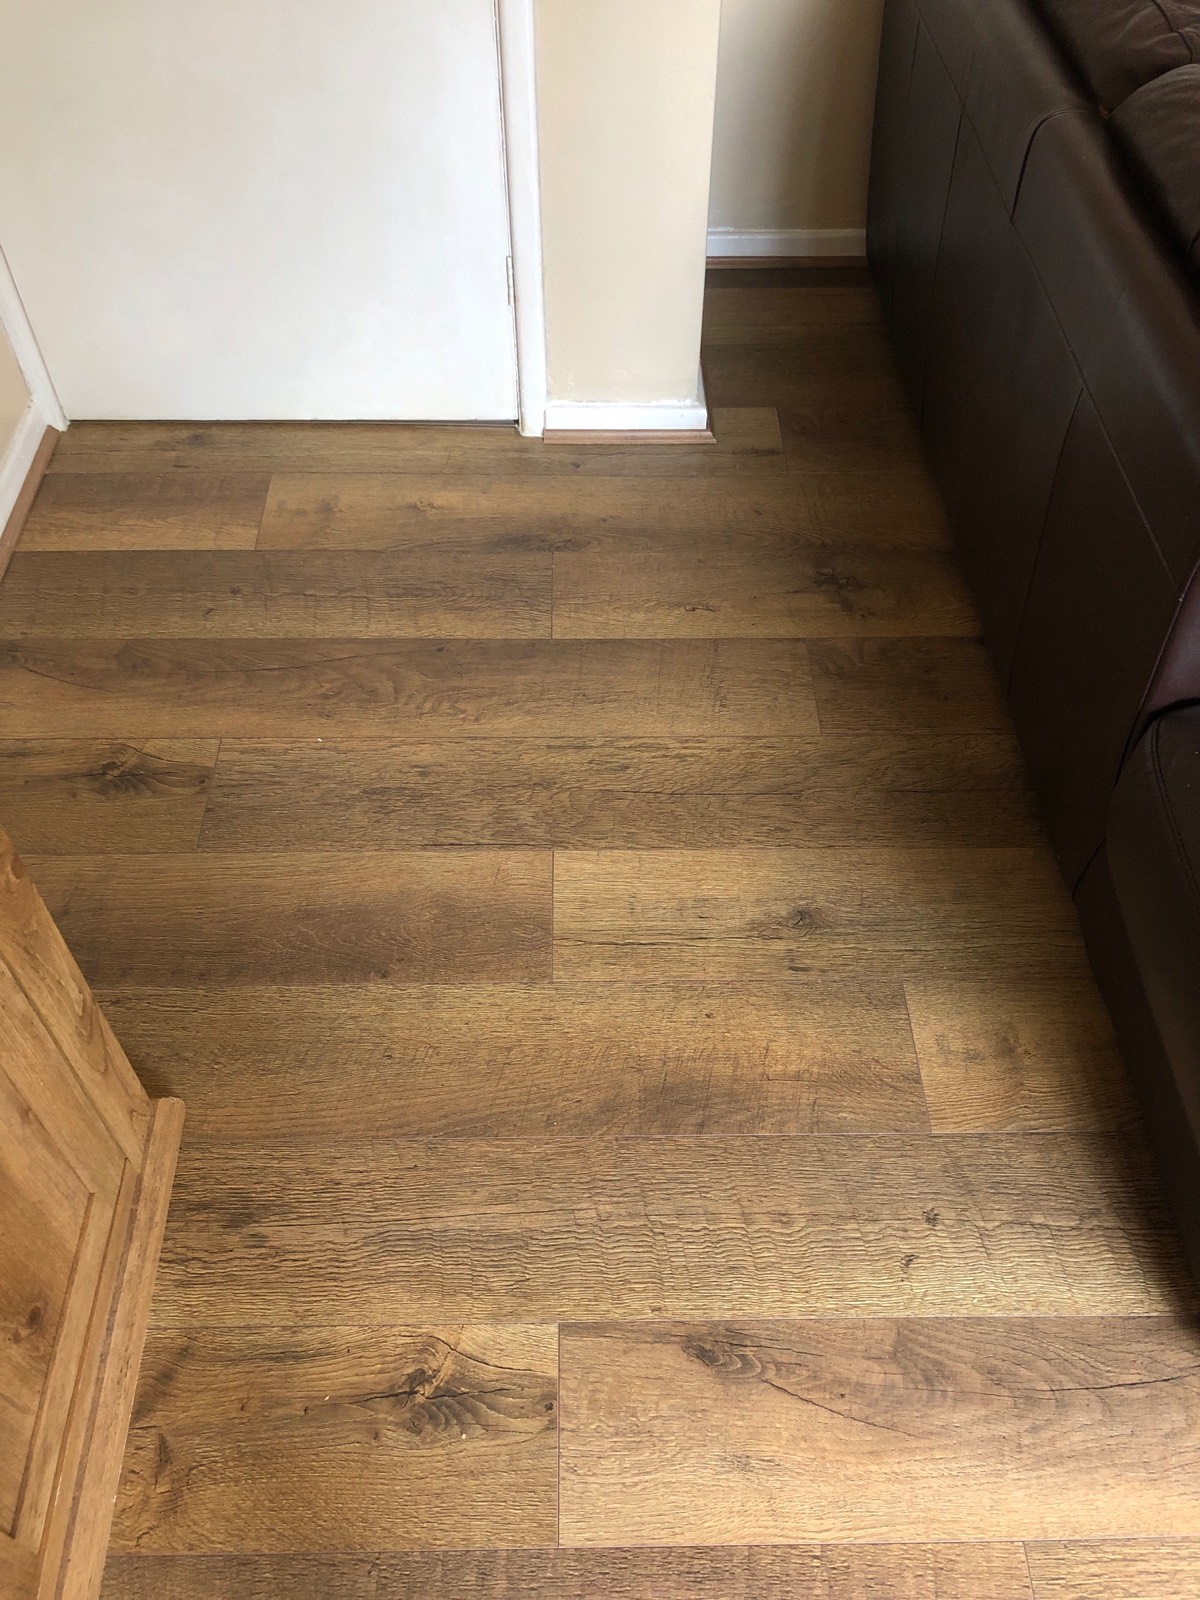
top-left (707, 227), bottom-right (867, 259)
top-left (544, 373), bottom-right (709, 434)
top-left (0, 399), bottom-right (52, 533)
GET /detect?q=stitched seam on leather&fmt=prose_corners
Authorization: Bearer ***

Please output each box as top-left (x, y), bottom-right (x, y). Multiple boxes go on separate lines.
top-left (1007, 106), bottom-right (1084, 219)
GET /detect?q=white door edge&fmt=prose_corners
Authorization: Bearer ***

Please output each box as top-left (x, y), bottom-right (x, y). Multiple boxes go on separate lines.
top-left (496, 0), bottom-right (548, 438)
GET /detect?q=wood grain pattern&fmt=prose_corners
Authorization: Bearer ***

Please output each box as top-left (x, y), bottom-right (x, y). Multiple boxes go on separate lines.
top-left (780, 376), bottom-right (922, 473)
top-left (0, 741), bottom-right (216, 855)
top-left (0, 639), bottom-right (815, 738)
top-left (553, 847), bottom-right (1086, 981)
top-left (0, 548), bottom-right (552, 638)
top-left (47, 409), bottom-right (783, 477)
top-left (148, 1132), bottom-right (1188, 1325)
top-left (906, 975), bottom-right (1138, 1132)
top-left (109, 1325), bottom-right (557, 1553)
top-left (27, 852), bottom-right (552, 986)
top-left (100, 1542), bottom-right (1037, 1600)
top-left (195, 734), bottom-right (1039, 851)
top-left (257, 473), bottom-right (820, 552)
top-left (703, 283), bottom-right (882, 344)
top-left (20, 474), bottom-right (269, 550)
top-left (553, 536), bottom-right (974, 638)
top-left (558, 1317), bottom-right (1200, 1545)
top-left (96, 978), bottom-right (928, 1139)
top-left (799, 469), bottom-right (950, 549)
top-left (810, 638), bottom-right (1010, 732)
top-left (1025, 1539), bottom-right (1200, 1598)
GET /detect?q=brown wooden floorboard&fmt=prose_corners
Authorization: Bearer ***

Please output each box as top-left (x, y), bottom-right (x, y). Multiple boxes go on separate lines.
top-left (558, 1317), bottom-right (1200, 1544)
top-left (101, 1544), bottom-right (1038, 1600)
top-left (96, 978), bottom-right (929, 1139)
top-left (0, 266), bottom-right (1188, 1587)
top-left (191, 734), bottom-right (1039, 851)
top-left (149, 1132), bottom-right (1188, 1324)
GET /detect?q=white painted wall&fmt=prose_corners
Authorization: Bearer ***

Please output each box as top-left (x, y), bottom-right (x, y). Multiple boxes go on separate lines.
top-left (708, 0), bottom-right (884, 257)
top-left (0, 1), bottom-right (517, 421)
top-left (0, 324), bottom-right (29, 461)
top-left (536, 0), bottom-right (721, 427)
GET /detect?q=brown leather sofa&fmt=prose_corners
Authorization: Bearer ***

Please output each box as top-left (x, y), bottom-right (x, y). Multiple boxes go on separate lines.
top-left (868, 0), bottom-right (1200, 1272)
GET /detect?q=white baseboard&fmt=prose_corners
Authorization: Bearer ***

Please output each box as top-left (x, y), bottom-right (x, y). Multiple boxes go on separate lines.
top-left (543, 374), bottom-right (709, 434)
top-left (0, 400), bottom-right (52, 535)
top-left (707, 227), bottom-right (866, 260)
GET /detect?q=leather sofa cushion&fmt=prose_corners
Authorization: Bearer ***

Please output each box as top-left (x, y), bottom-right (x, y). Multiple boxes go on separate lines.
top-left (1108, 705), bottom-right (1200, 1151)
top-left (1037, 0), bottom-right (1200, 109)
top-left (1112, 65), bottom-right (1200, 272)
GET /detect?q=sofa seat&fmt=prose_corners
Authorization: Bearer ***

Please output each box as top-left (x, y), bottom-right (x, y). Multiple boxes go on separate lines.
top-left (1037, 0), bottom-right (1200, 110)
top-left (1113, 64), bottom-right (1200, 272)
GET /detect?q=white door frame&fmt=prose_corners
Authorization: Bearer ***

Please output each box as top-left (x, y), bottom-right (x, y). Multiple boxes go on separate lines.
top-left (496, 0), bottom-right (547, 437)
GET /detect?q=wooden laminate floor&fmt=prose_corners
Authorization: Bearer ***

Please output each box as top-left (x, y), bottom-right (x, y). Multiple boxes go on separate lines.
top-left (5, 269), bottom-right (1200, 1598)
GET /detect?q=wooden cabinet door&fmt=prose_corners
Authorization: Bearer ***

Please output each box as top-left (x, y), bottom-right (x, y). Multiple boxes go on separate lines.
top-left (0, 831), bottom-right (182, 1600)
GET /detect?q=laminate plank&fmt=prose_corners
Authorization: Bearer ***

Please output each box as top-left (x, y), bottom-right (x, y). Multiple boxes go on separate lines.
top-left (553, 847), bottom-right (1086, 981)
top-left (0, 549), bottom-right (552, 638)
top-left (257, 472), bottom-right (821, 551)
top-left (799, 470), bottom-right (950, 549)
top-left (0, 740), bottom-right (216, 855)
top-left (558, 1316), bottom-right (1200, 1545)
top-left (703, 283), bottom-right (884, 344)
top-left (109, 1325), bottom-right (557, 1553)
top-left (810, 639), bottom-right (1010, 732)
top-left (148, 1132), bottom-right (1189, 1324)
top-left (46, 409), bottom-right (784, 477)
top-left (195, 734), bottom-right (1039, 850)
top-left (100, 1543), bottom-right (1036, 1600)
top-left (779, 376), bottom-right (923, 473)
top-left (906, 976), bottom-right (1138, 1133)
top-left (0, 639), bottom-right (814, 738)
top-left (553, 536), bottom-right (975, 638)
top-left (1025, 1539), bottom-right (1200, 1598)
top-left (96, 978), bottom-right (928, 1139)
top-left (19, 474), bottom-right (268, 551)
top-left (27, 852), bottom-right (551, 986)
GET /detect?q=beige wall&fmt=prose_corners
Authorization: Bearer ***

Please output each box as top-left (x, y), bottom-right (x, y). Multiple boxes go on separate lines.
top-left (535, 0), bottom-right (721, 406)
top-left (0, 318), bottom-right (31, 460)
top-left (709, 0), bottom-right (884, 238)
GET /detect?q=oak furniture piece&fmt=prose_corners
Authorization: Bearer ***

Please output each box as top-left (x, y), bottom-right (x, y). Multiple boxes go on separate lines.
top-left (0, 825), bottom-right (182, 1600)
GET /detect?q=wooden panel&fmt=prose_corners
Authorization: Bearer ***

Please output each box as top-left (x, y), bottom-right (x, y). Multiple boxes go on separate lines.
top-left (110, 1325), bottom-right (557, 1552)
top-left (0, 639), bottom-right (815, 738)
top-left (257, 473), bottom-right (816, 551)
top-left (553, 537), bottom-right (974, 638)
top-left (47, 410), bottom-right (784, 477)
top-left (810, 639), bottom-right (1010, 732)
top-left (100, 1543), bottom-right (1036, 1600)
top-left (58, 1100), bottom-right (183, 1600)
top-left (0, 549), bottom-right (552, 639)
top-left (558, 1317), bottom-right (1200, 1544)
top-left (96, 978), bottom-right (928, 1139)
top-left (0, 1060), bottom-right (90, 1533)
top-left (0, 741), bottom-right (216, 856)
top-left (906, 976), bottom-right (1138, 1132)
top-left (28, 852), bottom-right (552, 987)
top-left (195, 734), bottom-right (1039, 851)
top-left (148, 1132), bottom-right (1188, 1325)
top-left (1025, 1540), bottom-right (1200, 1598)
top-left (0, 959), bottom-right (125, 1198)
top-left (20, 474), bottom-right (269, 550)
top-left (553, 847), bottom-right (1086, 981)
top-left (0, 833), bottom-right (148, 1163)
